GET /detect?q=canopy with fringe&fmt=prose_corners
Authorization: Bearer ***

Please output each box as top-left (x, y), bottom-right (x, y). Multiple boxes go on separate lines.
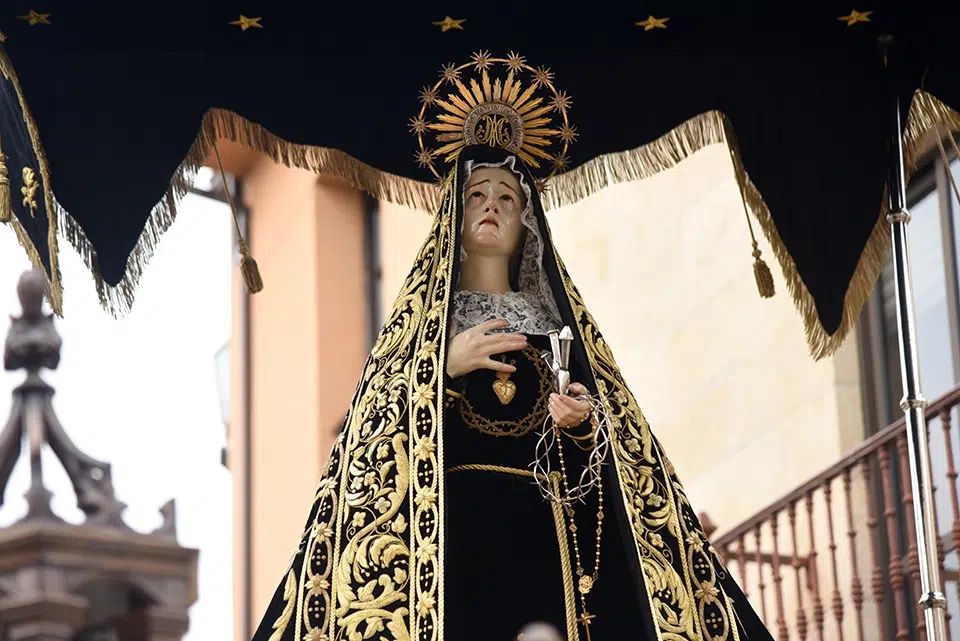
top-left (0, 1), bottom-right (958, 359)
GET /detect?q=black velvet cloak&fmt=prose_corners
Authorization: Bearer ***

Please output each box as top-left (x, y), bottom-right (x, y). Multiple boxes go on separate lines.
top-left (252, 146), bottom-right (769, 641)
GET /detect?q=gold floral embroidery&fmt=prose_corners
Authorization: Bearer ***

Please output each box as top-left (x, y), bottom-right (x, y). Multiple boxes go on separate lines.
top-left (411, 172), bottom-right (457, 641)
top-left (550, 237), bottom-right (738, 641)
top-left (259, 162), bottom-right (742, 641)
top-left (20, 166), bottom-right (38, 216)
top-left (267, 570), bottom-right (297, 641)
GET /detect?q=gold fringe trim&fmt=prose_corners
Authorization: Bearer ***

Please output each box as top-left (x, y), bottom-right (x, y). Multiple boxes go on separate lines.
top-left (542, 110), bottom-right (729, 210)
top-left (737, 89), bottom-right (960, 360)
top-left (540, 95), bottom-right (960, 360)
top-left (903, 91), bottom-right (960, 174)
top-left (11, 63), bottom-right (954, 363)
top-left (0, 45), bottom-right (62, 315)
top-left (56, 107), bottom-right (443, 317)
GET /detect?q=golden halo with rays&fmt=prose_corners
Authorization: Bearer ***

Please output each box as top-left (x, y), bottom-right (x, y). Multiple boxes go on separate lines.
top-left (410, 50), bottom-right (577, 187)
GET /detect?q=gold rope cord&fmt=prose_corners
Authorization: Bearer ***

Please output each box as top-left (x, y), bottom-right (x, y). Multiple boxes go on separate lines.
top-left (0, 46), bottom-right (62, 314)
top-left (447, 463), bottom-right (540, 479)
top-left (445, 465), bottom-right (579, 640)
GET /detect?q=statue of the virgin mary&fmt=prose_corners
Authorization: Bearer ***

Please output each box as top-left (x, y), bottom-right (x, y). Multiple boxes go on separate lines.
top-left (251, 55), bottom-right (774, 641)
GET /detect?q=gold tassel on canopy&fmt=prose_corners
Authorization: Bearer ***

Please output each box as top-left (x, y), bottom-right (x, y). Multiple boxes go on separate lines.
top-left (723, 125), bottom-right (776, 299)
top-left (212, 143), bottom-right (262, 294)
top-left (752, 241), bottom-right (776, 298)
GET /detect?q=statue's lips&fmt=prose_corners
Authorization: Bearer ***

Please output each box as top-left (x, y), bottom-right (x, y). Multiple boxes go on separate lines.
top-left (478, 216), bottom-right (499, 228)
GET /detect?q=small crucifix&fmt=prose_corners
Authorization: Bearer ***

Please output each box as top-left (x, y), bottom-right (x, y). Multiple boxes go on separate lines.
top-left (577, 611), bottom-right (596, 641)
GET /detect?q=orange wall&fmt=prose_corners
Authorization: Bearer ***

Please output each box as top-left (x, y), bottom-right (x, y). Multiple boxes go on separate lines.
top-left (230, 158), bottom-right (368, 641)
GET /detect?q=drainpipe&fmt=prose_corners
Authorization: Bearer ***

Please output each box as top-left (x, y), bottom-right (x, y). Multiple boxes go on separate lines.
top-left (235, 181), bottom-right (254, 641)
top-left (363, 193), bottom-right (382, 348)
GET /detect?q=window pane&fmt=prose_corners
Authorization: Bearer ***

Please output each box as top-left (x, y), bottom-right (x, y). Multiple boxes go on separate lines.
top-left (883, 189), bottom-right (954, 401)
top-left (881, 187), bottom-right (956, 542)
top-left (953, 157), bottom-right (959, 207)
top-left (953, 157), bottom-right (960, 288)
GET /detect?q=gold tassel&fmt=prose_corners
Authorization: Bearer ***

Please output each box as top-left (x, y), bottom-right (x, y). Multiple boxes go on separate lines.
top-left (0, 148), bottom-right (9, 224)
top-left (238, 237), bottom-right (263, 294)
top-left (722, 123), bottom-right (775, 300)
top-left (213, 143), bottom-right (262, 294)
top-left (752, 241), bottom-right (775, 298)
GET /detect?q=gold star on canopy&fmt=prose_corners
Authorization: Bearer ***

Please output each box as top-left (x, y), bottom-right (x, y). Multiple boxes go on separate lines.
top-left (838, 9), bottom-right (872, 26)
top-left (635, 15), bottom-right (669, 31)
top-left (18, 10), bottom-right (52, 26)
top-left (432, 16), bottom-right (465, 32)
top-left (230, 15), bottom-right (263, 31)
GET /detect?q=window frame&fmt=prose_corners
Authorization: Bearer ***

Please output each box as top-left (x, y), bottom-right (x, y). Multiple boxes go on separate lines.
top-left (858, 145), bottom-right (960, 433)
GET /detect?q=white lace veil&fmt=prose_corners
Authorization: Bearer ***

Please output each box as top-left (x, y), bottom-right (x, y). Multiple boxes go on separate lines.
top-left (452, 156), bottom-right (562, 335)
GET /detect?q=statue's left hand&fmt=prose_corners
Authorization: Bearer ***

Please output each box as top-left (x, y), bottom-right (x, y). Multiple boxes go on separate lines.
top-left (549, 382), bottom-right (592, 428)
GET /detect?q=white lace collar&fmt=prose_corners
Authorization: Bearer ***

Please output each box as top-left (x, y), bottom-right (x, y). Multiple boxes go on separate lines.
top-left (451, 289), bottom-right (560, 336)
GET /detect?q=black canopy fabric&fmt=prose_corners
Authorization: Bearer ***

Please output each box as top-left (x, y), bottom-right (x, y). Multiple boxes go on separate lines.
top-left (0, 2), bottom-right (958, 359)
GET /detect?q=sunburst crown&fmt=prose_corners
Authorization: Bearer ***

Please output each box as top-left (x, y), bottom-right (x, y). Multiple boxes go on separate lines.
top-left (412, 51), bottom-right (575, 183)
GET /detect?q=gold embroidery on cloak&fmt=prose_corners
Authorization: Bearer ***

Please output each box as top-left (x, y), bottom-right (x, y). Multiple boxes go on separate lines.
top-left (21, 166), bottom-right (38, 217)
top-left (410, 174), bottom-right (456, 641)
top-left (326, 240), bottom-right (432, 639)
top-left (264, 160), bottom-right (745, 641)
top-left (548, 234), bottom-right (739, 641)
top-left (268, 570), bottom-right (297, 641)
top-left (288, 197), bottom-right (447, 640)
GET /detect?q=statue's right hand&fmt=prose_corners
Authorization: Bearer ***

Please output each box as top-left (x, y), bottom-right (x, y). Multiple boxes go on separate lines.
top-left (445, 319), bottom-right (528, 379)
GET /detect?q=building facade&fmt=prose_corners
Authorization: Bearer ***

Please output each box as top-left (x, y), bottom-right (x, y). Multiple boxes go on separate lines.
top-left (220, 141), bottom-right (960, 641)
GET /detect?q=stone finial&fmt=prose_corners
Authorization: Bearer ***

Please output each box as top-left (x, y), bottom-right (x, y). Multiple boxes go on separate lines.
top-left (4, 268), bottom-right (61, 372)
top-left (16, 268), bottom-right (47, 319)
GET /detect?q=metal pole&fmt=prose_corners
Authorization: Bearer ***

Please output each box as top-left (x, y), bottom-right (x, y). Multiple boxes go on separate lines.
top-left (879, 35), bottom-right (949, 641)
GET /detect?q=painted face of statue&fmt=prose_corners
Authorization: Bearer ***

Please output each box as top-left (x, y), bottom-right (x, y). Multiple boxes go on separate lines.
top-left (462, 167), bottom-right (527, 258)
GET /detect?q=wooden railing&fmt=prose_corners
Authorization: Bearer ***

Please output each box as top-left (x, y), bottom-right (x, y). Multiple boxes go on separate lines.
top-left (702, 386), bottom-right (960, 641)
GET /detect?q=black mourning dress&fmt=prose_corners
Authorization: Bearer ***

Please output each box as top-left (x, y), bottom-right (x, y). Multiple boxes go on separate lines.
top-left (443, 333), bottom-right (651, 641)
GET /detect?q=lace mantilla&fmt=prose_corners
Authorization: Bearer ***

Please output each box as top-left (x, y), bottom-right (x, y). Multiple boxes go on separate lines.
top-left (454, 157), bottom-right (562, 336)
top-left (452, 290), bottom-right (559, 336)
